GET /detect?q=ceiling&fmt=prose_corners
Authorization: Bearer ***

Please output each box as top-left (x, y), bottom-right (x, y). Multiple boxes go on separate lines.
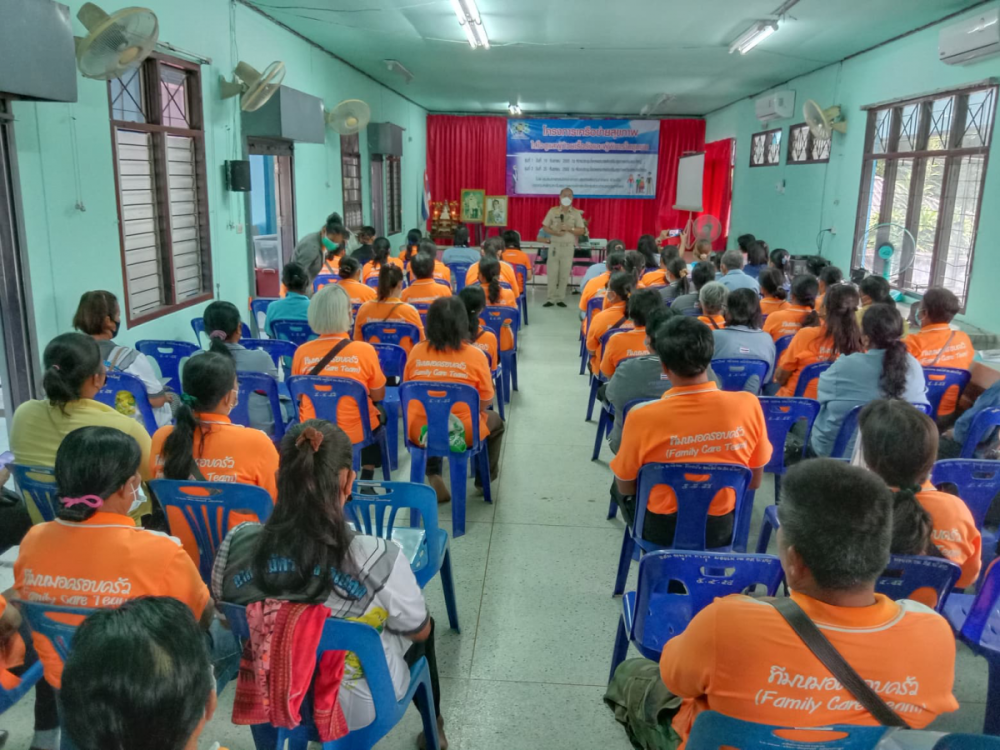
top-left (243, 0), bottom-right (987, 115)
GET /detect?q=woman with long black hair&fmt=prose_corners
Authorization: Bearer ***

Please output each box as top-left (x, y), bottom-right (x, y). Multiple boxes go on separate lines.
top-left (353, 264), bottom-right (425, 353)
top-left (362, 237), bottom-right (404, 284)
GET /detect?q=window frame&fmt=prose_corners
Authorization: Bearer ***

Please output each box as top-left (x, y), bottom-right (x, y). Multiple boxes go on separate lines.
top-left (750, 127), bottom-right (782, 167)
top-left (386, 154), bottom-right (402, 235)
top-left (107, 52), bottom-right (213, 326)
top-left (340, 133), bottom-right (363, 233)
top-left (851, 82), bottom-right (997, 310)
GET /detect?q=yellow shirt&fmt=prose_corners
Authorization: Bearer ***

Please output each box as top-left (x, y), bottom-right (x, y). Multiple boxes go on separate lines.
top-left (9, 398), bottom-right (153, 522)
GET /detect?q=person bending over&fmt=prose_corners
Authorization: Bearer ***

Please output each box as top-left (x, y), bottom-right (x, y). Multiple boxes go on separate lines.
top-left (712, 288), bottom-right (775, 390)
top-left (758, 267), bottom-right (789, 315)
top-left (659, 458), bottom-right (958, 744)
top-left (906, 287), bottom-right (973, 420)
top-left (291, 215), bottom-right (346, 284)
top-left (403, 251), bottom-right (453, 305)
top-left (763, 274), bottom-right (818, 342)
top-left (697, 282), bottom-right (727, 330)
top-left (354, 264), bottom-right (424, 353)
top-left (610, 317), bottom-right (771, 548)
top-left (670, 261), bottom-right (715, 315)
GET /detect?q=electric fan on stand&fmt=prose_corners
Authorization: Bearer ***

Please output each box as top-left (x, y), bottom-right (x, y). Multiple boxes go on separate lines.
top-left (679, 214), bottom-right (722, 253)
top-left (853, 222), bottom-right (917, 299)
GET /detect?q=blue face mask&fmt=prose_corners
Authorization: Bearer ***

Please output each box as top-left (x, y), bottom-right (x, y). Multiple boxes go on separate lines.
top-left (322, 236), bottom-right (339, 253)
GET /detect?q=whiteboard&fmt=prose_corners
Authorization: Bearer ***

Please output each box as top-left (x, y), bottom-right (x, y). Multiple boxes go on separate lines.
top-left (673, 152), bottom-right (705, 212)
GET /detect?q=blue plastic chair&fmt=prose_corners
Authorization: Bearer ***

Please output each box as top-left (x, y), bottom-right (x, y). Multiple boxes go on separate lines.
top-left (271, 319), bottom-right (317, 347)
top-left (933, 459), bottom-right (1000, 573)
top-left (609, 551), bottom-right (783, 682)
top-left (682, 307), bottom-right (702, 317)
top-left (399, 381), bottom-right (492, 538)
top-left (365, 275), bottom-right (380, 289)
top-left (286, 376), bottom-right (392, 480)
top-left (94, 370), bottom-right (159, 436)
top-left (512, 263), bottom-right (529, 325)
top-left (773, 333), bottom-right (794, 367)
top-left (612, 463), bottom-right (753, 596)
top-left (233, 371), bottom-right (287, 440)
top-left (793, 360), bottom-right (832, 397)
top-left (934, 736), bottom-right (1000, 749)
top-left (710, 358), bottom-right (770, 394)
top-left (480, 306), bottom-right (520, 403)
top-left (10, 464), bottom-right (58, 522)
top-left (373, 343), bottom-right (408, 472)
top-left (875, 554), bottom-right (962, 613)
top-left (580, 296), bottom-right (606, 375)
top-left (944, 559), bottom-right (1000, 734)
top-left (685, 711), bottom-right (889, 750)
top-left (961, 407), bottom-right (1000, 458)
top-left (249, 297), bottom-right (279, 337)
top-left (361, 321), bottom-right (422, 350)
top-left (0, 659), bottom-right (42, 715)
top-left (135, 339), bottom-right (199, 390)
top-left (346, 480), bottom-right (458, 631)
top-left (593, 394), bottom-right (656, 464)
top-left (830, 401), bottom-right (932, 460)
top-left (148, 479), bottom-right (274, 585)
top-left (20, 602), bottom-right (94, 666)
top-left (191, 317), bottom-right (251, 347)
top-left (241, 338), bottom-right (297, 376)
top-left (586, 326), bottom-right (628, 422)
top-left (924, 367), bottom-right (972, 420)
top-left (446, 262), bottom-right (471, 292)
top-left (219, 603), bottom-right (440, 750)
top-left (313, 273), bottom-right (340, 292)
top-left (411, 303), bottom-right (430, 327)
top-left (754, 398), bottom-right (821, 553)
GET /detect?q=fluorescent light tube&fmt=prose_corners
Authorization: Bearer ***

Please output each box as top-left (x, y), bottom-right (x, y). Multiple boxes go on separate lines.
top-left (451, 0), bottom-right (489, 49)
top-left (729, 21), bottom-right (778, 55)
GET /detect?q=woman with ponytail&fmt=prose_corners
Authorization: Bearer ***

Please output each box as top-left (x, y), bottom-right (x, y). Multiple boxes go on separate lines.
top-left (477, 255), bottom-right (517, 352)
top-left (399, 228), bottom-right (423, 266)
top-left (763, 273), bottom-right (818, 341)
top-left (586, 271), bottom-right (634, 374)
top-left (774, 282), bottom-right (865, 399)
top-left (460, 285), bottom-right (499, 375)
top-left (859, 399), bottom-right (981, 588)
top-left (810, 303), bottom-right (928, 457)
top-left (353, 264), bottom-right (424, 353)
top-left (768, 247), bottom-right (791, 288)
top-left (336, 256), bottom-right (377, 305)
top-left (758, 267), bottom-right (789, 315)
top-left (362, 237), bottom-right (404, 284)
top-left (213, 420), bottom-right (447, 742)
top-left (579, 247), bottom-right (625, 329)
top-left (201, 300), bottom-right (279, 434)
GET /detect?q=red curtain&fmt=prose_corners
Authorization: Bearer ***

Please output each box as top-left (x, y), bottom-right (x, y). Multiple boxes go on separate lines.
top-left (701, 138), bottom-right (734, 250)
top-left (426, 115), bottom-right (706, 248)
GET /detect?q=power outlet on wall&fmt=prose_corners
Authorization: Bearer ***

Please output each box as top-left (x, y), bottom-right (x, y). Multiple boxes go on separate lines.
top-left (235, 223), bottom-right (244, 234)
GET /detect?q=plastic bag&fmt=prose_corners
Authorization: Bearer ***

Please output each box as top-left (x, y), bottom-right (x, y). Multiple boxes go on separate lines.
top-left (419, 412), bottom-right (468, 453)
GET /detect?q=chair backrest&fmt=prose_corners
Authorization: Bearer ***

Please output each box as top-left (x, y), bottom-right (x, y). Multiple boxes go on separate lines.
top-left (10, 464), bottom-right (58, 522)
top-left (480, 306), bottom-right (520, 349)
top-left (313, 273), bottom-right (340, 292)
top-left (585, 295), bottom-right (605, 329)
top-left (774, 333), bottom-right (794, 364)
top-left (372, 343), bottom-right (407, 380)
top-left (20, 602), bottom-right (95, 666)
top-left (240, 338), bottom-right (297, 374)
top-left (411, 303), bottom-right (430, 326)
top-left (191, 317), bottom-right (251, 346)
top-left (446, 262), bottom-right (471, 292)
top-left (622, 398), bottom-right (656, 424)
top-left (961, 406), bottom-right (1000, 458)
top-left (875, 554), bottom-right (961, 613)
top-left (956, 554), bottom-right (1000, 654)
top-left (710, 359), bottom-right (770, 394)
top-left (512, 263), bottom-right (528, 294)
top-left (682, 307), bottom-right (702, 317)
top-left (94, 370), bottom-right (158, 435)
top-left (685, 711), bottom-right (888, 750)
top-left (134, 340), bottom-right (199, 389)
top-left (923, 367), bottom-right (972, 419)
top-left (232, 370), bottom-right (286, 440)
top-left (933, 736), bottom-right (1000, 750)
top-left (830, 403), bottom-right (864, 459)
top-left (758, 397), bottom-right (821, 474)
top-left (365, 275), bottom-right (380, 289)
top-left (271, 319), bottom-right (316, 347)
top-left (249, 297), bottom-right (279, 337)
top-left (433, 278), bottom-right (451, 288)
top-left (632, 550), bottom-right (784, 650)
top-left (931, 459), bottom-right (1000, 529)
top-left (148, 479), bottom-right (274, 584)
top-left (793, 361), bottom-right (832, 397)
top-left (286, 376), bottom-right (376, 444)
top-left (635, 463), bottom-right (752, 550)
top-left (361, 321), bottom-right (422, 348)
top-left (399, 381), bottom-right (483, 453)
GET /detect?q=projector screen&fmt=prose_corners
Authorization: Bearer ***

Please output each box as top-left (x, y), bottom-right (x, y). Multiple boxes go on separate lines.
top-left (673, 152), bottom-right (705, 212)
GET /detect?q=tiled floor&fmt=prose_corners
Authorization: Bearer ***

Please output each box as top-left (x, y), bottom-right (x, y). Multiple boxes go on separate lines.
top-left (0, 290), bottom-right (990, 748)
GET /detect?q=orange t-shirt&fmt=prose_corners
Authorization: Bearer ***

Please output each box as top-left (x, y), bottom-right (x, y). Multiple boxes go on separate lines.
top-left (698, 314), bottom-right (726, 330)
top-left (660, 591), bottom-right (958, 746)
top-left (763, 304), bottom-right (813, 341)
top-left (776, 325), bottom-right (838, 399)
top-left (403, 342), bottom-right (494, 446)
top-left (905, 324), bottom-right (974, 417)
top-left (466, 261), bottom-right (521, 297)
top-left (639, 269), bottom-right (667, 288)
top-left (401, 278), bottom-right (452, 304)
top-left (338, 278), bottom-right (377, 305)
top-left (321, 257), bottom-right (341, 276)
top-left (580, 272), bottom-right (611, 312)
top-left (501, 249), bottom-right (533, 285)
top-left (361, 256), bottom-right (404, 282)
top-left (0, 595), bottom-right (25, 691)
top-left (480, 291), bottom-right (518, 351)
top-left (353, 298), bottom-right (425, 353)
top-left (760, 297), bottom-right (788, 316)
top-left (918, 482), bottom-right (982, 588)
top-left (471, 325), bottom-right (500, 373)
top-left (609, 382), bottom-right (772, 516)
top-left (600, 327), bottom-right (648, 379)
top-left (150, 415), bottom-right (279, 563)
top-left (587, 302), bottom-right (630, 373)
top-left (15, 511), bottom-right (210, 687)
top-left (407, 261), bottom-right (451, 286)
top-left (291, 334), bottom-right (386, 443)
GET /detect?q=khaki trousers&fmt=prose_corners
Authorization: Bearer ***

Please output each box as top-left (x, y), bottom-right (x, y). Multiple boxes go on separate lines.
top-left (546, 243), bottom-right (574, 302)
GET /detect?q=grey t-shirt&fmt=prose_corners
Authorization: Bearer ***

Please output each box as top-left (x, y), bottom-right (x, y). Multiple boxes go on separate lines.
top-left (712, 325), bottom-right (777, 391)
top-left (669, 291), bottom-right (701, 313)
top-left (195, 343), bottom-right (279, 434)
top-left (291, 231), bottom-right (324, 281)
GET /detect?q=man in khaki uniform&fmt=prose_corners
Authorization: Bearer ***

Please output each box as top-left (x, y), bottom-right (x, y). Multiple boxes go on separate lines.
top-left (541, 187), bottom-right (585, 307)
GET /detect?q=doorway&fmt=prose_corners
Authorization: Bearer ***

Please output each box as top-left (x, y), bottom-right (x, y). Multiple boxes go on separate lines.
top-left (246, 138), bottom-right (296, 297)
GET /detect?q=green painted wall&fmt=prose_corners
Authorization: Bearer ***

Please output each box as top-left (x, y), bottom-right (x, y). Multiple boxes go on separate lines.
top-left (705, 6), bottom-right (1000, 330)
top-left (12, 0), bottom-right (427, 350)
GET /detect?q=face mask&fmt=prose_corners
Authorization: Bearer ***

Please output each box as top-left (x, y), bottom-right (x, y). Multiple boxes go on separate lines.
top-left (560, 197), bottom-right (572, 207)
top-left (128, 481), bottom-right (144, 515)
top-left (322, 236), bottom-right (339, 253)
top-left (110, 319), bottom-right (121, 338)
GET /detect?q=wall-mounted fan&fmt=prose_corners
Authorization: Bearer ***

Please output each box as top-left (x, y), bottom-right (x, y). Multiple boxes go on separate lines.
top-left (74, 2), bottom-right (159, 80)
top-left (325, 99), bottom-right (372, 135)
top-left (854, 222), bottom-right (916, 283)
top-left (803, 99), bottom-right (847, 140)
top-left (220, 61), bottom-right (285, 112)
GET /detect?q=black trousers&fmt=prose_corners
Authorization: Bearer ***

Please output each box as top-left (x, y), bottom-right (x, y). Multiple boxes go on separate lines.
top-left (403, 617), bottom-right (441, 717)
top-left (360, 404), bottom-right (389, 468)
top-left (612, 482), bottom-right (734, 548)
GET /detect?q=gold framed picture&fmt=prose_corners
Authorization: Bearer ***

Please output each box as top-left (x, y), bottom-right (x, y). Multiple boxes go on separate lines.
top-left (460, 189), bottom-right (486, 224)
top-left (484, 195), bottom-right (508, 227)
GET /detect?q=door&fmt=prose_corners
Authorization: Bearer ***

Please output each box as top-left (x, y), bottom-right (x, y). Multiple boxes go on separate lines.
top-left (246, 138), bottom-right (296, 295)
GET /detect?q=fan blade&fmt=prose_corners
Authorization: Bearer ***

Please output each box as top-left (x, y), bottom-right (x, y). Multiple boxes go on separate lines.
top-left (77, 2), bottom-right (111, 31)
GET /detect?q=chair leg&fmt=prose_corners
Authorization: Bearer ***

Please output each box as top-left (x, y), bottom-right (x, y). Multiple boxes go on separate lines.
top-left (985, 656), bottom-right (1000, 735)
top-left (609, 615), bottom-right (629, 684)
top-left (379, 429), bottom-right (392, 482)
top-left (384, 401), bottom-right (400, 471)
top-left (585, 377), bottom-right (599, 422)
top-left (755, 506), bottom-right (777, 554)
top-left (511, 351), bottom-right (519, 393)
top-left (501, 352), bottom-right (513, 403)
top-left (592, 408), bottom-right (610, 461)
top-left (448, 453), bottom-right (468, 538)
top-left (607, 497), bottom-right (618, 520)
top-left (495, 375), bottom-right (506, 420)
top-left (613, 529), bottom-right (634, 596)
top-left (478, 447), bottom-right (493, 504)
top-left (579, 337), bottom-right (587, 376)
top-left (414, 671), bottom-right (441, 750)
top-left (440, 545), bottom-right (461, 633)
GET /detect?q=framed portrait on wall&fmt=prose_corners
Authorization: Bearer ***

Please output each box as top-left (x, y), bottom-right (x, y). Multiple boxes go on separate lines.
top-left (460, 189), bottom-right (486, 223)
top-left (485, 195), bottom-right (508, 227)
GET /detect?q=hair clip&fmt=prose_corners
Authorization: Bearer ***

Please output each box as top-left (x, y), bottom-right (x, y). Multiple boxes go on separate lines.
top-left (208, 330), bottom-right (228, 340)
top-left (180, 393), bottom-right (199, 407)
top-left (295, 426), bottom-right (324, 453)
top-left (62, 495), bottom-right (104, 509)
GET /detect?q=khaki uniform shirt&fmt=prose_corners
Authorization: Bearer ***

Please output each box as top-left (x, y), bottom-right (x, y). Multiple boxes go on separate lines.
top-left (543, 206), bottom-right (584, 249)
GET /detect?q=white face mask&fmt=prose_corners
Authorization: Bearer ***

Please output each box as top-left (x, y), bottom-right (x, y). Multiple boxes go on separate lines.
top-left (560, 196), bottom-right (572, 207)
top-left (128, 481), bottom-right (144, 515)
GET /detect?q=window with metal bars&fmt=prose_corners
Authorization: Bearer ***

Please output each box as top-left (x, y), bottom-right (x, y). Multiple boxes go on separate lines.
top-left (340, 134), bottom-right (363, 232)
top-left (853, 85), bottom-right (997, 308)
top-left (386, 155), bottom-right (402, 235)
top-left (108, 54), bottom-right (212, 325)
